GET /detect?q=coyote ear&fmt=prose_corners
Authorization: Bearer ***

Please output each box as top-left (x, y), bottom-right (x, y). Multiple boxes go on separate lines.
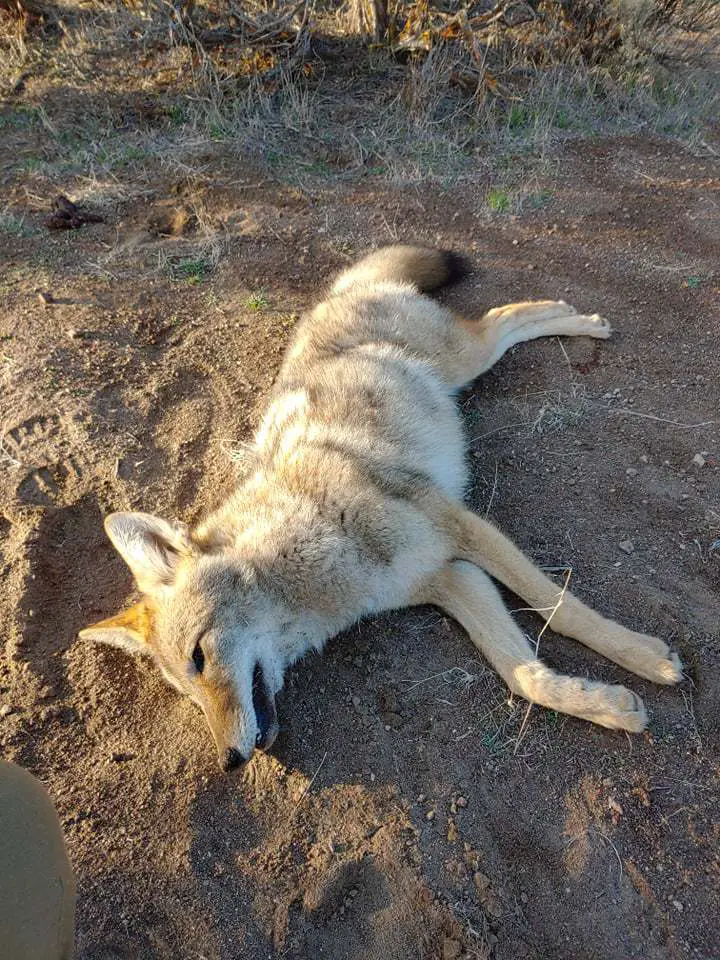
top-left (103, 512), bottom-right (193, 593)
top-left (79, 602), bottom-right (153, 656)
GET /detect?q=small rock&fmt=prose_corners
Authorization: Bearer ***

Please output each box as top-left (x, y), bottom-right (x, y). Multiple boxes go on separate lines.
top-left (0, 704), bottom-right (13, 718)
top-left (351, 695), bottom-right (361, 708)
top-left (619, 540), bottom-right (635, 554)
top-left (672, 899), bottom-right (684, 912)
top-left (426, 809), bottom-right (436, 821)
top-left (692, 453), bottom-right (706, 468)
top-left (626, 468), bottom-right (638, 477)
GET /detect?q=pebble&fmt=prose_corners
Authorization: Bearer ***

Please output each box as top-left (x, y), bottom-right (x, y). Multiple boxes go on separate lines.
top-left (672, 900), bottom-right (684, 912)
top-left (0, 704), bottom-right (13, 718)
top-left (619, 540), bottom-right (635, 554)
top-left (626, 468), bottom-right (638, 477)
top-left (692, 454), bottom-right (706, 467)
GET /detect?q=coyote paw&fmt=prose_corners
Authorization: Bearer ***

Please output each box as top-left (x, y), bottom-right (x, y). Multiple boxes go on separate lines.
top-left (620, 632), bottom-right (683, 686)
top-left (585, 313), bottom-right (612, 338)
top-left (644, 650), bottom-right (683, 686)
top-left (602, 685), bottom-right (647, 732)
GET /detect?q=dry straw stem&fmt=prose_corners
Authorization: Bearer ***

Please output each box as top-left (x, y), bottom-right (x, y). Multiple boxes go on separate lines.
top-left (290, 750), bottom-right (328, 816)
top-left (597, 405), bottom-right (715, 429)
top-left (513, 566), bottom-right (573, 755)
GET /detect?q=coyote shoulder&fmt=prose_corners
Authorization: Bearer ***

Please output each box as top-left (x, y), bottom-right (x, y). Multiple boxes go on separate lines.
top-left (81, 245), bottom-right (682, 771)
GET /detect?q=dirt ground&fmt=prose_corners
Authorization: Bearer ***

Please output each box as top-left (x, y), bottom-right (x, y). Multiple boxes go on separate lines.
top-left (1, 133), bottom-right (719, 960)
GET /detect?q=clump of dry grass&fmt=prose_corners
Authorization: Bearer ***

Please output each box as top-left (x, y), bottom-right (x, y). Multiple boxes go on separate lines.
top-left (0, 0), bottom-right (715, 202)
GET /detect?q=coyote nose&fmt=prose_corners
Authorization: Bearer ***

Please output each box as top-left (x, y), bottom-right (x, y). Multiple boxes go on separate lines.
top-left (221, 747), bottom-right (246, 772)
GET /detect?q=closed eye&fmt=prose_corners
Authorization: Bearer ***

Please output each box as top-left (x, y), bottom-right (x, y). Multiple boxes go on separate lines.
top-left (192, 639), bottom-right (205, 673)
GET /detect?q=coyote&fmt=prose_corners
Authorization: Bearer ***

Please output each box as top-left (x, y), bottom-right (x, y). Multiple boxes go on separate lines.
top-left (81, 246), bottom-right (682, 771)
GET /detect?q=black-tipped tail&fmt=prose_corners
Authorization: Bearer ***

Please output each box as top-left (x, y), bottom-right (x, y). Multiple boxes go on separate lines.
top-left (331, 244), bottom-right (472, 296)
top-left (438, 249), bottom-right (471, 288)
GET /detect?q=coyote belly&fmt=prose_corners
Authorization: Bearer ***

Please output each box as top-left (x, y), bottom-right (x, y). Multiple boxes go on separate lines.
top-left (81, 245), bottom-right (682, 772)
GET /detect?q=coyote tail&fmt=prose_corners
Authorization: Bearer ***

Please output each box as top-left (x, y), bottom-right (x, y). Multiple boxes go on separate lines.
top-left (331, 244), bottom-right (469, 296)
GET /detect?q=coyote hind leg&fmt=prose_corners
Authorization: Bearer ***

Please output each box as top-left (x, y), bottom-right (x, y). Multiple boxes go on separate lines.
top-left (442, 300), bottom-right (611, 388)
top-left (416, 560), bottom-right (648, 732)
top-left (436, 501), bottom-right (683, 686)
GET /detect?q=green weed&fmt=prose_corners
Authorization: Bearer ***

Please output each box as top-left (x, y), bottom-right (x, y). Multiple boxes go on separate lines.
top-left (171, 258), bottom-right (210, 284)
top-left (246, 290), bottom-right (270, 311)
top-left (487, 188), bottom-right (511, 213)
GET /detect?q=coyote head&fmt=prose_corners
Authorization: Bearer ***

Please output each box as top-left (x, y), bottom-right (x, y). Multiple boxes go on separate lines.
top-left (80, 513), bottom-right (281, 772)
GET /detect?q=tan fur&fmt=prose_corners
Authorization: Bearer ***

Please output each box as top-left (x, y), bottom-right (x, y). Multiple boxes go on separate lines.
top-left (81, 245), bottom-right (682, 770)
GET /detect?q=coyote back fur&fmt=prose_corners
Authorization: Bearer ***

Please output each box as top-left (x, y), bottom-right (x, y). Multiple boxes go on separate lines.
top-left (82, 245), bottom-right (682, 771)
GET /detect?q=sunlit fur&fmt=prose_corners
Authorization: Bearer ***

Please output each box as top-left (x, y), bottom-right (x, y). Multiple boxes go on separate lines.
top-left (81, 245), bottom-right (682, 770)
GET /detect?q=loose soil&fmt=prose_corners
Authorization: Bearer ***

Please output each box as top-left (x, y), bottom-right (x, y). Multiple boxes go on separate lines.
top-left (1, 135), bottom-right (719, 960)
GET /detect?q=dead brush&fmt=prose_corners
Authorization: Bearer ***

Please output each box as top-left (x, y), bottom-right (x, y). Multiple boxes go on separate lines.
top-left (387, 1), bottom-right (626, 100)
top-left (1, 0), bottom-right (716, 199)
